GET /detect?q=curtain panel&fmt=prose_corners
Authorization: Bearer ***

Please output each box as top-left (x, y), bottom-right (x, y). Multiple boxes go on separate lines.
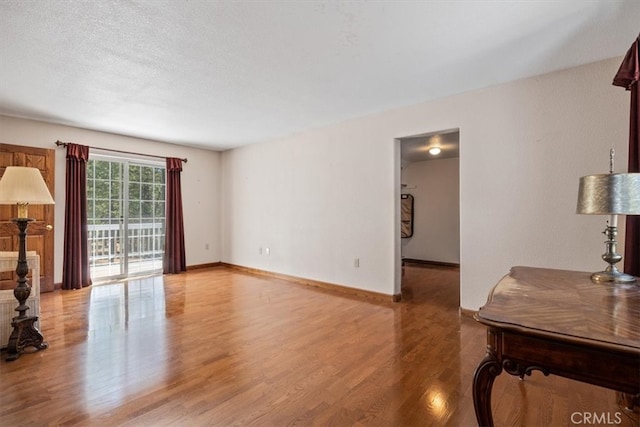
top-left (62, 143), bottom-right (92, 289)
top-left (163, 158), bottom-right (186, 274)
top-left (613, 35), bottom-right (640, 277)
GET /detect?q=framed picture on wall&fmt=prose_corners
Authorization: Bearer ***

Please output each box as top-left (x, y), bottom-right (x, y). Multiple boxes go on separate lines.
top-left (401, 194), bottom-right (414, 238)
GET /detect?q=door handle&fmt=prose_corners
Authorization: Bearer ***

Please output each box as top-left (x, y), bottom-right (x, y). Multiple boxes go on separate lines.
top-left (46, 224), bottom-right (53, 231)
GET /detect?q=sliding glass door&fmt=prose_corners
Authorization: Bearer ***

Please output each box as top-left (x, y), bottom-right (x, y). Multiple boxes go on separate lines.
top-left (87, 156), bottom-right (166, 281)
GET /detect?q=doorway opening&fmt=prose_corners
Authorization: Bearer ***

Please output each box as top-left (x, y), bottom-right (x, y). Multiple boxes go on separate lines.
top-left (87, 155), bottom-right (166, 281)
top-left (396, 129), bottom-right (460, 302)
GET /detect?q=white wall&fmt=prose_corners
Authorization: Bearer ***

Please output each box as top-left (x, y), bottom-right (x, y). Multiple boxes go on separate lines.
top-left (221, 57), bottom-right (630, 309)
top-left (221, 128), bottom-right (395, 295)
top-left (401, 157), bottom-right (460, 264)
top-left (0, 116), bottom-right (222, 284)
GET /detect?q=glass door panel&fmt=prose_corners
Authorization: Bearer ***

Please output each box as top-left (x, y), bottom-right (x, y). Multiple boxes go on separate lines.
top-left (126, 164), bottom-right (166, 275)
top-left (88, 159), bottom-right (125, 279)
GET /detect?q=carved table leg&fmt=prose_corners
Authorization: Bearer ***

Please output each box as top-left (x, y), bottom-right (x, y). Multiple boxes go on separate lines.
top-left (473, 348), bottom-right (502, 427)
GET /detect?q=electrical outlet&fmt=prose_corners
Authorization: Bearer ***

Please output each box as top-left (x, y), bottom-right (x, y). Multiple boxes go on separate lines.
top-left (354, 258), bottom-right (360, 268)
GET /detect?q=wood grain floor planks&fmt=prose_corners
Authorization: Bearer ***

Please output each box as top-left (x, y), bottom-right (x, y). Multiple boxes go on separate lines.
top-left (0, 265), bottom-right (636, 426)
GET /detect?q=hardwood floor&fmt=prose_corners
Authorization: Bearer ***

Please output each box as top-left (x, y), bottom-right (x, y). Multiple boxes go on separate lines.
top-left (0, 265), bottom-right (637, 426)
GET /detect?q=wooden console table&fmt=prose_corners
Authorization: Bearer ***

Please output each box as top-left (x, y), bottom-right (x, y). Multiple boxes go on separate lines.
top-left (472, 266), bottom-right (640, 427)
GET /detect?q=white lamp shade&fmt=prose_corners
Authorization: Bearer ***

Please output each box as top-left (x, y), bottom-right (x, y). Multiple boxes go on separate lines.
top-left (0, 166), bottom-right (55, 205)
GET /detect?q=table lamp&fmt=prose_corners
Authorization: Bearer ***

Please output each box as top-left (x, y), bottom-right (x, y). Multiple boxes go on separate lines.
top-left (0, 166), bottom-right (55, 361)
top-left (576, 150), bottom-right (640, 284)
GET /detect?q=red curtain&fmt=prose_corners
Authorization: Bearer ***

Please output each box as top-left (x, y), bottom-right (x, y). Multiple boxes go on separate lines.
top-left (62, 143), bottom-right (92, 289)
top-left (613, 35), bottom-right (640, 277)
top-left (163, 158), bottom-right (186, 274)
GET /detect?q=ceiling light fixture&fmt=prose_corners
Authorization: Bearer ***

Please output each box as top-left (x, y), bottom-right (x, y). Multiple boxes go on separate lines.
top-left (429, 147), bottom-right (441, 155)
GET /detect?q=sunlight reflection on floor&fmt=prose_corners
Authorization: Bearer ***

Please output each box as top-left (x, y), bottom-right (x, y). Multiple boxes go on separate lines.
top-left (84, 276), bottom-right (169, 413)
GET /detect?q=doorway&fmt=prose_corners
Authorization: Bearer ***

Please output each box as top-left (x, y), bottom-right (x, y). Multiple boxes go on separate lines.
top-left (396, 130), bottom-right (460, 300)
top-left (87, 155), bottom-right (166, 281)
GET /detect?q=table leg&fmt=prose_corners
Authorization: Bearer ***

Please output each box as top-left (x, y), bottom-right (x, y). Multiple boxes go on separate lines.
top-left (473, 349), bottom-right (502, 427)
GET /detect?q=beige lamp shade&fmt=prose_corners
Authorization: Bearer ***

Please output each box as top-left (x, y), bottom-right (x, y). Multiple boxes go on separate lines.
top-left (576, 173), bottom-right (640, 215)
top-left (0, 166), bottom-right (55, 217)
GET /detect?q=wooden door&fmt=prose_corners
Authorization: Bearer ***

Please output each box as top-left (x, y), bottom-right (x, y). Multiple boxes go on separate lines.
top-left (0, 144), bottom-right (55, 293)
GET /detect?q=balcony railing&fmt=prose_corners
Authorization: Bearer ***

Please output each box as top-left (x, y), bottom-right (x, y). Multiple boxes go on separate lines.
top-left (88, 222), bottom-right (165, 279)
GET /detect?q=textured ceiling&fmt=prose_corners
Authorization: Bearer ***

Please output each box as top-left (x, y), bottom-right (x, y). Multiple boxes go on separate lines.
top-left (1, 1), bottom-right (638, 151)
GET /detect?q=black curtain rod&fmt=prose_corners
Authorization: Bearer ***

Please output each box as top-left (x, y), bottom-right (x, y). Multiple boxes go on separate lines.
top-left (55, 140), bottom-right (188, 163)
